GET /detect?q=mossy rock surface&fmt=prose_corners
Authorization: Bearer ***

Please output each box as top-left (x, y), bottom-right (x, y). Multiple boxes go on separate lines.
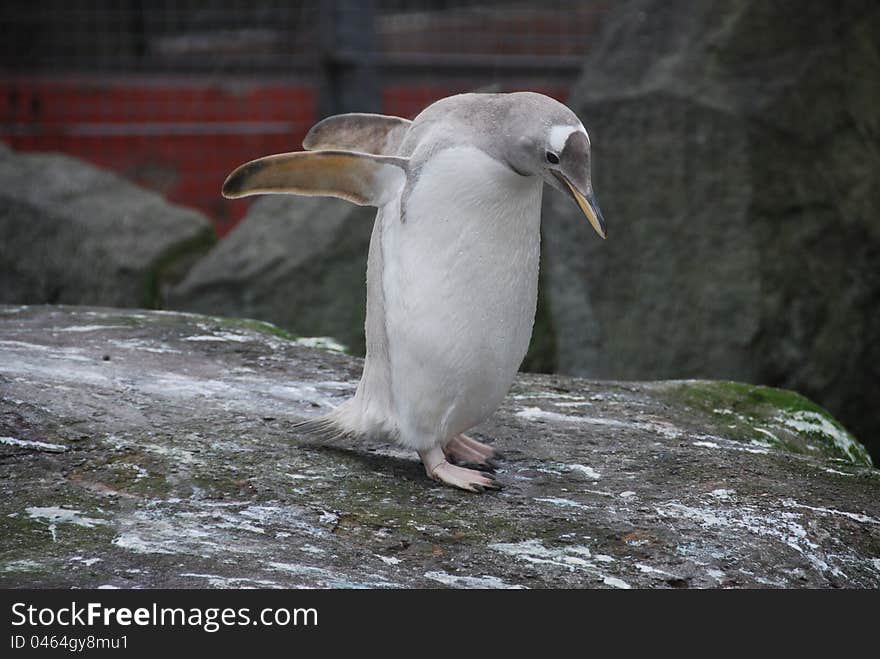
top-left (662, 381), bottom-right (872, 466)
top-left (1, 306), bottom-right (878, 589)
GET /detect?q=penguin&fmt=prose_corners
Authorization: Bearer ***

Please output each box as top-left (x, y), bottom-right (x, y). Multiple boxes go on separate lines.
top-left (223, 92), bottom-right (606, 492)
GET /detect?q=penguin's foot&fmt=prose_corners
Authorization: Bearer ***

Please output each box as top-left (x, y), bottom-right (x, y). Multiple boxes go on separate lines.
top-left (444, 434), bottom-right (498, 470)
top-left (419, 446), bottom-right (501, 493)
top-left (429, 462), bottom-right (501, 493)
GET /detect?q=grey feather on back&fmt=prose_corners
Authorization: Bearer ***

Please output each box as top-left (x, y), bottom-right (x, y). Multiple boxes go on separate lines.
top-left (303, 113), bottom-right (412, 156)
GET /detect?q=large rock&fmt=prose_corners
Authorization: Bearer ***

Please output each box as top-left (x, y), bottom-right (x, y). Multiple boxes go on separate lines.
top-left (0, 146), bottom-right (215, 308)
top-left (1, 305), bottom-right (876, 589)
top-left (542, 1), bottom-right (880, 460)
top-left (168, 196), bottom-right (375, 355)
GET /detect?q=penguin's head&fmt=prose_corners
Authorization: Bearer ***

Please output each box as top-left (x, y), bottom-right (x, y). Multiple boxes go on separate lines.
top-left (501, 93), bottom-right (606, 239)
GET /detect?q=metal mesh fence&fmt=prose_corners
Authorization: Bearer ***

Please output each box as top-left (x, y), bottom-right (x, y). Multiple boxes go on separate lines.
top-left (1, 0), bottom-right (606, 234)
top-left (1, 1), bottom-right (320, 74)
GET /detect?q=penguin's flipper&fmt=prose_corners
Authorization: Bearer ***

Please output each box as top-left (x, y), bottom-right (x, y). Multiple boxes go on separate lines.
top-left (303, 113), bottom-right (412, 156)
top-left (222, 150), bottom-right (408, 207)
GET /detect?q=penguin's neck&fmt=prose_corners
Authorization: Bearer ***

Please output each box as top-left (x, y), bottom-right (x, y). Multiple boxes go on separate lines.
top-left (406, 145), bottom-right (544, 237)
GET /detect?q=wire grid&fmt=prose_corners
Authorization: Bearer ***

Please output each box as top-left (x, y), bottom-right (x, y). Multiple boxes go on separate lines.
top-left (0, 1), bottom-right (606, 234)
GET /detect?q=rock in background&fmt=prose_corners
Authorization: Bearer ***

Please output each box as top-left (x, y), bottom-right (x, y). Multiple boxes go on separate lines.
top-left (167, 196), bottom-right (375, 356)
top-left (543, 0), bottom-right (880, 459)
top-left (0, 306), bottom-right (877, 589)
top-left (0, 145), bottom-right (215, 308)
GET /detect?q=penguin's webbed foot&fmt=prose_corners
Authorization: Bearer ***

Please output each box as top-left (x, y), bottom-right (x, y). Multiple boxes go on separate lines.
top-left (443, 434), bottom-right (499, 471)
top-left (430, 462), bottom-right (501, 493)
top-left (419, 445), bottom-right (501, 493)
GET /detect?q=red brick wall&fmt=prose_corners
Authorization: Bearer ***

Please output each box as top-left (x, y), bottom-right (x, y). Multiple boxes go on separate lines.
top-left (2, 77), bottom-right (568, 236)
top-left (1, 76), bottom-right (316, 236)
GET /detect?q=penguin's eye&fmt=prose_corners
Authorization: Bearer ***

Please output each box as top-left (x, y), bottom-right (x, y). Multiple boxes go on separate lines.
top-left (546, 152), bottom-right (560, 165)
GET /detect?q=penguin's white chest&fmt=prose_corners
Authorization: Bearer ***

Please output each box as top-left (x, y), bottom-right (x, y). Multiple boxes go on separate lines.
top-left (380, 146), bottom-right (543, 443)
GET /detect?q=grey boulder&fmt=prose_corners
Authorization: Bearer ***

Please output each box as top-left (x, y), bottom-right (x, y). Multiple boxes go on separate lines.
top-left (0, 146), bottom-right (215, 309)
top-left (168, 195), bottom-right (375, 355)
top-left (542, 0), bottom-right (880, 459)
top-left (1, 305), bottom-right (876, 589)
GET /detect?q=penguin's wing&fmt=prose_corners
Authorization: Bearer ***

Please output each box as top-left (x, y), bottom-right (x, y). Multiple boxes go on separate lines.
top-left (222, 150), bottom-right (408, 207)
top-left (303, 113), bottom-right (412, 156)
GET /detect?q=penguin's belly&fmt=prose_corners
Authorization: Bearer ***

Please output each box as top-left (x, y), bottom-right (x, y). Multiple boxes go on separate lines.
top-left (381, 146), bottom-right (543, 446)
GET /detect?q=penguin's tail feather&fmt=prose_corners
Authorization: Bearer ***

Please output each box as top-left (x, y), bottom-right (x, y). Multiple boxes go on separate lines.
top-left (292, 412), bottom-right (357, 445)
top-left (293, 399), bottom-right (395, 446)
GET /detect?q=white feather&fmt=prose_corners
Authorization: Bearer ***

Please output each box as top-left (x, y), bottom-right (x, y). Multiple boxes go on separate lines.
top-left (548, 123), bottom-right (588, 153)
top-left (326, 146), bottom-right (544, 451)
top-left (380, 146), bottom-right (542, 450)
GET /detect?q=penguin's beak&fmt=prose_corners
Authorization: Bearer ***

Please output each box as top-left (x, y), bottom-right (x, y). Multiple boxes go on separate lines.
top-left (553, 171), bottom-right (607, 240)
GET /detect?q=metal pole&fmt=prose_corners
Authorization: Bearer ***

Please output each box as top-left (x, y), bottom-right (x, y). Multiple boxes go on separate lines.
top-left (318, 0), bottom-right (380, 118)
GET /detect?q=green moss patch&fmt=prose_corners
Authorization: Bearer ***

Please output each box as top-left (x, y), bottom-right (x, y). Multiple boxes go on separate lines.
top-left (214, 316), bottom-right (298, 341)
top-left (666, 380), bottom-right (872, 466)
